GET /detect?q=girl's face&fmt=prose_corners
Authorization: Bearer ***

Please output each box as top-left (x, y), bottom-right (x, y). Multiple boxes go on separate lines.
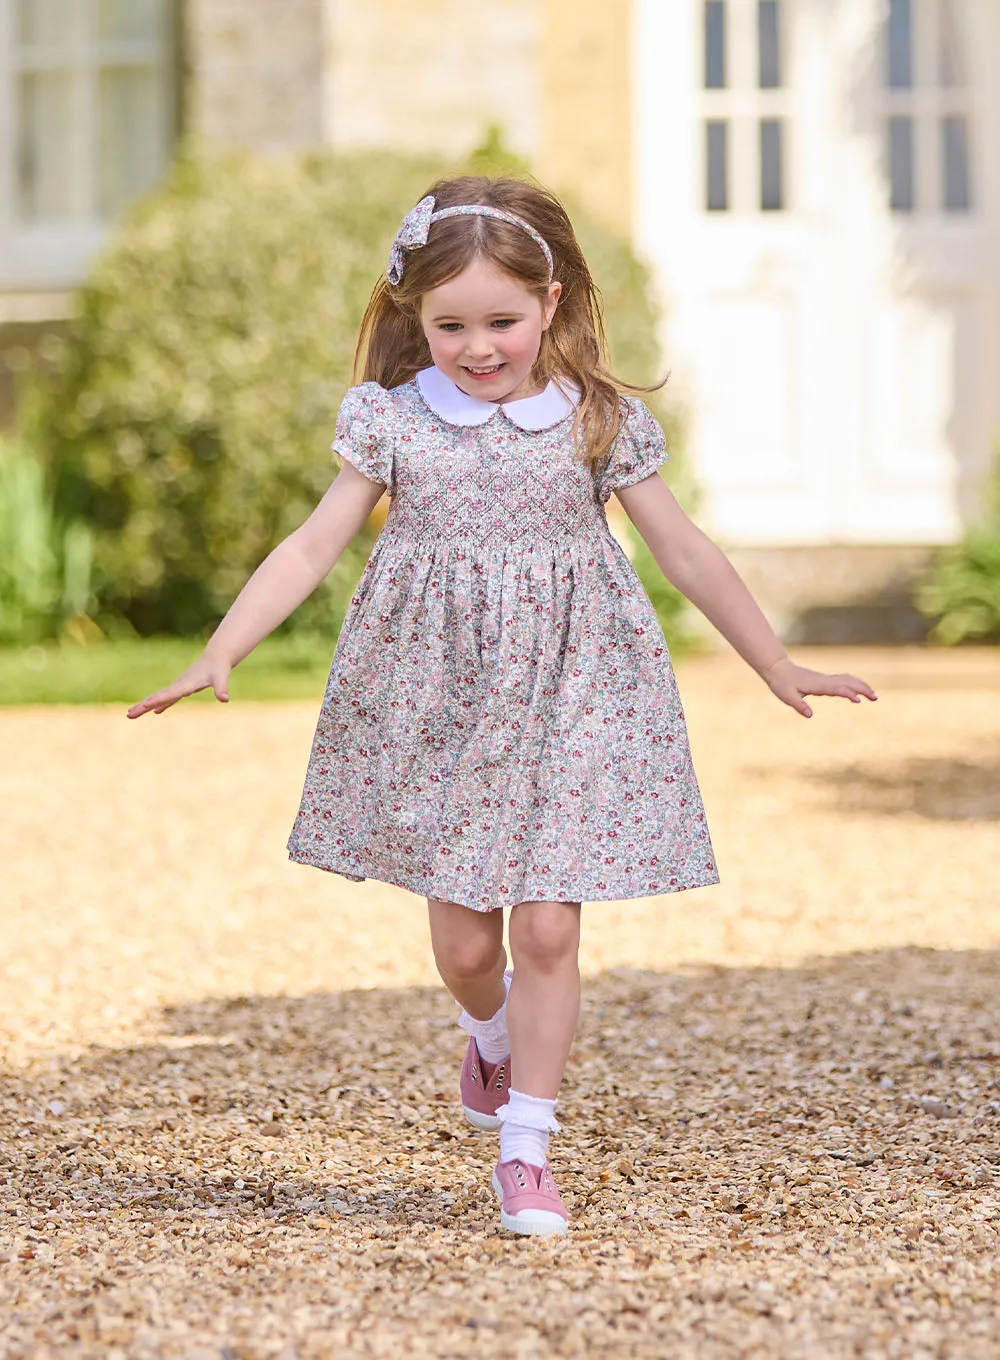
top-left (419, 257), bottom-right (562, 404)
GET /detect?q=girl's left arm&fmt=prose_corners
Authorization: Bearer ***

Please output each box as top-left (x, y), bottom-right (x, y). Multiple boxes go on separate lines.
top-left (615, 474), bottom-right (878, 717)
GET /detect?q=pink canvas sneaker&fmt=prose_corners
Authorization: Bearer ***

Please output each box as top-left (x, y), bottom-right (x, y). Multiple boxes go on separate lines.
top-left (460, 1038), bottom-right (510, 1131)
top-left (491, 1159), bottom-right (568, 1236)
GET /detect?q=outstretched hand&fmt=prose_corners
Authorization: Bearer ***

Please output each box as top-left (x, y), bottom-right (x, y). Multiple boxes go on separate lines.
top-left (761, 657), bottom-right (877, 719)
top-left (126, 653), bottom-right (232, 719)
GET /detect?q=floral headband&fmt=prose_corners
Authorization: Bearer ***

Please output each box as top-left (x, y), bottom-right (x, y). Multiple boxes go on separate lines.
top-left (385, 195), bottom-right (555, 286)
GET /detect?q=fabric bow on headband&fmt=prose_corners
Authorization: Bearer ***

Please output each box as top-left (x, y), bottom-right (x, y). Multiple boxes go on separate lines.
top-left (385, 196), bottom-right (436, 286)
top-left (385, 195), bottom-right (555, 286)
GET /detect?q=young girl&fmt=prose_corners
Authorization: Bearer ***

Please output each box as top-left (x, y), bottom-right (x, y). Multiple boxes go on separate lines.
top-left (128, 176), bottom-right (876, 1237)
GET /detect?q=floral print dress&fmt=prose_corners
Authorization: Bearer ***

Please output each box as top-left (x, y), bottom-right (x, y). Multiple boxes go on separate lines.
top-left (286, 365), bottom-right (719, 911)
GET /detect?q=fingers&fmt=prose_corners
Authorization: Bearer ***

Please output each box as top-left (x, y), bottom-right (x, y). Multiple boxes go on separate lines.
top-left (127, 686), bottom-right (183, 719)
top-left (844, 674), bottom-right (878, 701)
top-left (768, 664), bottom-right (878, 718)
top-left (127, 659), bottom-right (232, 718)
top-left (128, 676), bottom-right (207, 718)
top-left (769, 680), bottom-right (812, 717)
top-left (806, 673), bottom-right (879, 702)
top-left (772, 674), bottom-right (878, 717)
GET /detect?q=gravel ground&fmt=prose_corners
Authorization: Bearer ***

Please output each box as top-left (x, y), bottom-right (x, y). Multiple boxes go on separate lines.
top-left (2, 646), bottom-right (999, 1359)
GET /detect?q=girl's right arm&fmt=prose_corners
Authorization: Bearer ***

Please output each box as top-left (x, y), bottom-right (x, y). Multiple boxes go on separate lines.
top-left (126, 464), bottom-right (386, 718)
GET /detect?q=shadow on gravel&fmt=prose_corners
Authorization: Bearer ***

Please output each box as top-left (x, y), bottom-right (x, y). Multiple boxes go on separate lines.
top-left (811, 753), bottom-right (1000, 821)
top-left (5, 947), bottom-right (1000, 1231)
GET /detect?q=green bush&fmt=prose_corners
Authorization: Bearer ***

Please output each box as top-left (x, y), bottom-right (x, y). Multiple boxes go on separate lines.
top-left (917, 445), bottom-right (1000, 644)
top-left (0, 436), bottom-right (93, 644)
top-left (23, 141), bottom-right (688, 641)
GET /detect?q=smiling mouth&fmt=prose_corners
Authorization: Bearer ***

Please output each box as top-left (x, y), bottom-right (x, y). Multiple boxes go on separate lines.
top-left (463, 364), bottom-right (504, 377)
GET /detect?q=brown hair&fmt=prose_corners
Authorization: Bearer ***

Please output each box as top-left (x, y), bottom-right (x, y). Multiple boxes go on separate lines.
top-left (354, 175), bottom-right (666, 468)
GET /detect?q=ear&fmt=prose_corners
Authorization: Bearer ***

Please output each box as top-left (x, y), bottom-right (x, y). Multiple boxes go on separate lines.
top-left (542, 280), bottom-right (562, 330)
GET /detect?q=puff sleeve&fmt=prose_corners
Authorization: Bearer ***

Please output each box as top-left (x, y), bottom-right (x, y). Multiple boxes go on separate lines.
top-left (331, 382), bottom-right (396, 495)
top-left (595, 398), bottom-right (669, 504)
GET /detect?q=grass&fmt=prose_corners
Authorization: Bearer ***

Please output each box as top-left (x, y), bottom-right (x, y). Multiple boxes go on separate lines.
top-left (0, 634), bottom-right (338, 706)
top-left (0, 557), bottom-right (698, 706)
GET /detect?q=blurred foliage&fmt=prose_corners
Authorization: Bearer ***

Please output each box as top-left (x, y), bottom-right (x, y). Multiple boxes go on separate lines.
top-left (21, 136), bottom-right (690, 642)
top-left (0, 434), bottom-right (94, 644)
top-left (917, 442), bottom-right (1000, 645)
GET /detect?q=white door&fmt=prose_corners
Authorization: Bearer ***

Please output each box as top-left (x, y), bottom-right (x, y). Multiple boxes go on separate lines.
top-left (633, 0), bottom-right (999, 546)
top-left (845, 0), bottom-right (997, 542)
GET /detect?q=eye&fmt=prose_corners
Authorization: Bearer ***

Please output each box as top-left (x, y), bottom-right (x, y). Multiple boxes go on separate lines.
top-left (491, 319), bottom-right (516, 330)
top-left (438, 323), bottom-right (462, 333)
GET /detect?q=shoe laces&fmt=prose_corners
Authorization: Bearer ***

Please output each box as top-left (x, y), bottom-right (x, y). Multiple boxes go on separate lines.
top-left (472, 1058), bottom-right (506, 1090)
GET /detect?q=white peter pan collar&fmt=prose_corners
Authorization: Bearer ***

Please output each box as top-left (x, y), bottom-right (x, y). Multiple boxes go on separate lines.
top-left (416, 365), bottom-right (579, 431)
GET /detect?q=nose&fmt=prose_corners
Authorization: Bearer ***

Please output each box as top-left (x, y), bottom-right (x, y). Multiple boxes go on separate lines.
top-left (463, 330), bottom-right (497, 361)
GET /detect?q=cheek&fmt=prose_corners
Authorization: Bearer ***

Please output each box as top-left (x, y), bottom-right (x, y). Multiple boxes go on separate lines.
top-left (501, 324), bottom-right (544, 363)
top-left (425, 331), bottom-right (459, 363)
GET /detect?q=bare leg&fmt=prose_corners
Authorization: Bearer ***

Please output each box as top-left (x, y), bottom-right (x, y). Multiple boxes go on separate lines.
top-left (427, 896), bottom-right (507, 1021)
top-left (506, 899), bottom-right (581, 1099)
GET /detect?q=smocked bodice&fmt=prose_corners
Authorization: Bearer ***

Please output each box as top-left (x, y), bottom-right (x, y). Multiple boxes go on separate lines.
top-left (329, 373), bottom-right (669, 550)
top-left (380, 421), bottom-right (611, 547)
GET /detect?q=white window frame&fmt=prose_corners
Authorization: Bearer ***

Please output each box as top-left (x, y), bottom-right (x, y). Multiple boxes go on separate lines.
top-left (697, 0), bottom-right (795, 215)
top-left (878, 0), bottom-right (976, 216)
top-left (0, 0), bottom-right (177, 292)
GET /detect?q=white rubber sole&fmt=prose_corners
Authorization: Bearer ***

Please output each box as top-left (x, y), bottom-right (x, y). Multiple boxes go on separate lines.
top-left (491, 1171), bottom-right (568, 1236)
top-left (463, 1105), bottom-right (502, 1132)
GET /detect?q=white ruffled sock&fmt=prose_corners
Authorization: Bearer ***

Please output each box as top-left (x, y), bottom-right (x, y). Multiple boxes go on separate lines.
top-left (456, 967), bottom-right (512, 1063)
top-left (498, 1088), bottom-right (560, 1168)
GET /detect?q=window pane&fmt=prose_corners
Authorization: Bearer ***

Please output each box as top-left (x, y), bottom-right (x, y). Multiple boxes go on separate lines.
top-left (705, 1), bottom-right (726, 88)
top-left (887, 0), bottom-right (913, 88)
top-left (758, 1), bottom-right (780, 88)
top-left (888, 116), bottom-right (915, 210)
top-left (706, 120), bottom-right (728, 210)
top-left (17, 70), bottom-right (76, 219)
top-left (760, 119), bottom-right (783, 209)
top-left (17, 0), bottom-right (74, 48)
top-left (942, 116), bottom-right (971, 210)
top-left (99, 66), bottom-right (169, 217)
top-left (937, 0), bottom-right (966, 87)
top-left (98, 0), bottom-right (164, 45)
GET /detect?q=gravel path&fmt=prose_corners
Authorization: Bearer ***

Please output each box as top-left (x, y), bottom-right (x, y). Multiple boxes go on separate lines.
top-left (2, 646), bottom-right (999, 1358)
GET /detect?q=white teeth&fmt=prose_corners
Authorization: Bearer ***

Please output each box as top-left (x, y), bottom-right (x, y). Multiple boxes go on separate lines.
top-left (468, 365), bottom-right (501, 374)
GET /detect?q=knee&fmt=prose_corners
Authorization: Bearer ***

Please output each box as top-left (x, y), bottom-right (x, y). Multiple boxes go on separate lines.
top-left (434, 934), bottom-right (500, 982)
top-left (510, 901), bottom-right (581, 974)
top-left (429, 902), bottom-right (503, 982)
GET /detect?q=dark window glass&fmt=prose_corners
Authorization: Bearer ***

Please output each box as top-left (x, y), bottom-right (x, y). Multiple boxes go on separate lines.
top-left (760, 119), bottom-right (783, 209)
top-left (758, 1), bottom-right (780, 88)
top-left (942, 116), bottom-right (971, 210)
top-left (887, 0), bottom-right (913, 88)
top-left (888, 116), bottom-right (915, 210)
top-left (938, 0), bottom-right (964, 87)
top-left (706, 120), bottom-right (728, 210)
top-left (705, 1), bottom-right (726, 88)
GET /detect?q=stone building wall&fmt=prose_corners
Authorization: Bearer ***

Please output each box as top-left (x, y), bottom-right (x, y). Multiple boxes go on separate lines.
top-left (324, 0), bottom-right (540, 163)
top-left (325, 0), bottom-right (633, 236)
top-left (184, 0), bottom-right (326, 151)
top-left (182, 0), bottom-right (632, 237)
top-left (540, 0), bottom-right (633, 237)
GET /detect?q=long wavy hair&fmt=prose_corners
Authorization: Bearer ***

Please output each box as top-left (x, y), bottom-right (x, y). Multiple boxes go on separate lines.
top-left (354, 175), bottom-right (666, 468)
